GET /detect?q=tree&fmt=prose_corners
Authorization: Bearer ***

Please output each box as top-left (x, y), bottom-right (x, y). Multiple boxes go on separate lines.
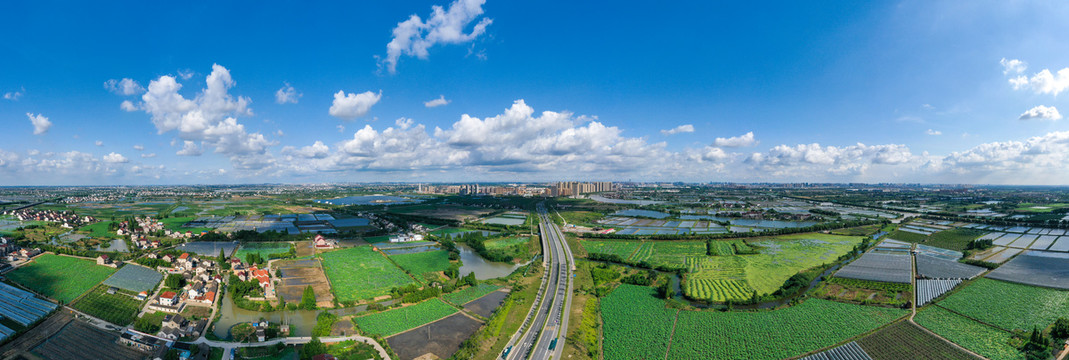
top-left (300, 285), bottom-right (317, 310)
top-left (164, 349), bottom-right (180, 360)
top-left (218, 248), bottom-right (226, 263)
top-left (299, 337), bottom-right (326, 360)
top-left (1052, 318), bottom-right (1069, 339)
top-left (165, 274), bottom-right (185, 289)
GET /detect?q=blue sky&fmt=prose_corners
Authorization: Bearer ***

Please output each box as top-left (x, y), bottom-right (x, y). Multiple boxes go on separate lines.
top-left (3, 1), bottom-right (1069, 185)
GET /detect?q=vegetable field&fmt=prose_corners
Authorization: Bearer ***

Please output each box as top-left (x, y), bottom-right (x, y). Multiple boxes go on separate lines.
top-left (666, 298), bottom-right (907, 359)
top-left (914, 307), bottom-right (1022, 360)
top-left (388, 250), bottom-right (452, 278)
top-left (6, 254), bottom-right (116, 303)
top-left (582, 240), bottom-right (641, 260)
top-left (857, 321), bottom-right (978, 360)
top-left (601, 284), bottom-right (908, 360)
top-left (71, 286), bottom-right (142, 326)
top-left (354, 298), bottom-right (458, 336)
top-left (936, 278), bottom-right (1069, 331)
top-left (320, 246), bottom-right (418, 302)
top-left (629, 241), bottom-right (706, 266)
top-left (443, 283), bottom-right (501, 305)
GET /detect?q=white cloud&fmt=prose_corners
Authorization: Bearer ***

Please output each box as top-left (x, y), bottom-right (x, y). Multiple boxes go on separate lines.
top-left (1019, 105), bottom-right (1062, 121)
top-left (926, 129), bottom-right (942, 135)
top-left (120, 100), bottom-right (138, 112)
top-left (424, 95), bottom-right (450, 108)
top-left (26, 113), bottom-right (52, 135)
top-left (103, 152), bottom-right (129, 163)
top-left (177, 69), bottom-right (194, 80)
top-left (141, 153), bottom-right (156, 158)
top-left (380, 0), bottom-right (493, 73)
top-left (133, 145), bottom-right (145, 151)
top-left (3, 87), bottom-right (24, 100)
top-left (132, 64), bottom-right (275, 168)
top-left (95, 140), bottom-right (104, 146)
top-left (104, 78), bottom-right (144, 96)
top-left (1008, 64), bottom-right (1069, 95)
top-left (275, 82), bottom-right (301, 104)
top-left (329, 90), bottom-right (381, 120)
top-left (1000, 58), bottom-right (1026, 74)
top-left (714, 132), bottom-right (757, 147)
top-left (176, 141), bottom-right (203, 156)
top-left (337, 125), bottom-right (345, 133)
top-left (283, 141), bottom-right (330, 159)
top-left (660, 124), bottom-right (694, 135)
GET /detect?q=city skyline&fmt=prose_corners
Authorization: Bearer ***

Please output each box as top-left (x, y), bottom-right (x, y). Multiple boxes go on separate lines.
top-left (4, 1), bottom-right (1069, 185)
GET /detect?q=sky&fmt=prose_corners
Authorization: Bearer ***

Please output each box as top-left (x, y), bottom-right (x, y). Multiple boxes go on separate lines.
top-left (3, 1), bottom-right (1069, 185)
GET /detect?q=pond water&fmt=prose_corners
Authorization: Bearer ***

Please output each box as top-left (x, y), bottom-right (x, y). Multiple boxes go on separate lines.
top-left (589, 195), bottom-right (663, 205)
top-left (612, 209), bottom-right (671, 219)
top-left (456, 244), bottom-right (525, 280)
top-left (96, 239), bottom-right (129, 252)
top-left (315, 195), bottom-right (422, 206)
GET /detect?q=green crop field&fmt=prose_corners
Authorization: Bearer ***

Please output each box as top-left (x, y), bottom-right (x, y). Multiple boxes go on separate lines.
top-left (914, 307), bottom-right (1022, 360)
top-left (7, 254), bottom-right (117, 303)
top-left (709, 239), bottom-right (751, 256)
top-left (320, 246), bottom-right (418, 302)
top-left (389, 250), bottom-right (452, 278)
top-left (936, 278), bottom-right (1069, 331)
top-left (886, 229), bottom-right (928, 243)
top-left (629, 241), bottom-right (706, 267)
top-left (600, 285), bottom-right (679, 360)
top-left (923, 228), bottom-right (986, 251)
top-left (683, 233), bottom-right (862, 301)
top-left (72, 286), bottom-right (143, 326)
top-left (78, 221), bottom-right (118, 238)
top-left (601, 285), bottom-right (907, 360)
top-left (443, 283), bottom-right (501, 305)
top-left (582, 240), bottom-right (642, 260)
top-left (354, 298), bottom-right (458, 336)
top-left (234, 242), bottom-right (292, 260)
top-left (857, 321), bottom-right (978, 360)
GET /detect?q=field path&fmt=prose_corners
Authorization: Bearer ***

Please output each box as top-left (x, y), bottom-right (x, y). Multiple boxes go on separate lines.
top-left (907, 243), bottom-right (987, 360)
top-left (662, 309), bottom-right (681, 360)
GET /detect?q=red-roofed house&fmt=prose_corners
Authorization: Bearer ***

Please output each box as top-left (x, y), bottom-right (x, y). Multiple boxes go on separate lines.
top-left (158, 291), bottom-right (179, 306)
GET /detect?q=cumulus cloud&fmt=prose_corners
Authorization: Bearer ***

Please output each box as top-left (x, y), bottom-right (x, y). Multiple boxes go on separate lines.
top-left (103, 152), bottom-right (129, 163)
top-left (275, 83), bottom-right (301, 104)
top-left (1019, 105), bottom-right (1062, 121)
top-left (3, 87), bottom-right (24, 100)
top-left (714, 132), bottom-right (757, 147)
top-left (283, 141), bottom-right (330, 159)
top-left (95, 140), bottom-right (104, 146)
top-left (133, 145), bottom-right (145, 151)
top-left (926, 129), bottom-right (942, 135)
top-left (380, 0), bottom-right (493, 73)
top-left (141, 153), bottom-right (156, 158)
top-left (27, 113), bottom-right (52, 135)
top-left (120, 100), bottom-right (138, 112)
top-left (329, 90), bottom-right (381, 120)
top-left (104, 78), bottom-right (144, 95)
top-left (660, 124), bottom-right (694, 135)
top-left (176, 141), bottom-right (203, 156)
top-left (424, 95), bottom-right (450, 108)
top-left (746, 142), bottom-right (915, 179)
top-left (1000, 58), bottom-right (1026, 74)
top-left (1008, 64), bottom-right (1069, 95)
top-left (129, 64), bottom-right (275, 168)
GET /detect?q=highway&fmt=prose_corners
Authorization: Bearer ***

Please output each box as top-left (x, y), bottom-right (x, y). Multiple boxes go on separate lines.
top-left (502, 204), bottom-right (575, 360)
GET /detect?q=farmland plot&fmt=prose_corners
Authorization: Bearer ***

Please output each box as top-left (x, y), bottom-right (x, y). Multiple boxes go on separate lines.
top-left (915, 254), bottom-right (985, 280)
top-left (915, 279), bottom-right (962, 306)
top-left (857, 321), bottom-right (980, 360)
top-left (914, 307), bottom-right (1021, 360)
top-left (101, 264), bottom-right (163, 293)
top-left (320, 246), bottom-right (418, 302)
top-left (937, 278), bottom-right (1069, 331)
top-left (835, 252), bottom-right (912, 283)
top-left (798, 342), bottom-right (872, 360)
top-left (6, 254), bottom-right (116, 303)
top-left (600, 285), bottom-right (678, 360)
top-left (354, 298), bottom-right (458, 337)
top-left (985, 251), bottom-right (1069, 289)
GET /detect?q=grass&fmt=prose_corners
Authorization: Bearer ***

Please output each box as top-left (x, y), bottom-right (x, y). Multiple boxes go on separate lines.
top-left (78, 221), bottom-right (118, 238)
top-left (7, 254), bottom-right (117, 303)
top-left (363, 235), bottom-right (390, 244)
top-left (388, 250), bottom-right (452, 278)
top-left (601, 284), bottom-right (908, 360)
top-left (558, 211), bottom-right (605, 226)
top-left (914, 306), bottom-right (1023, 360)
top-left (320, 246), bottom-right (418, 302)
top-left (353, 298), bottom-right (458, 336)
top-left (830, 224), bottom-right (882, 236)
top-left (443, 283), bottom-right (501, 305)
top-left (484, 237), bottom-right (528, 250)
top-left (935, 278), bottom-right (1069, 331)
top-left (324, 340), bottom-right (383, 360)
top-left (72, 286), bottom-right (142, 326)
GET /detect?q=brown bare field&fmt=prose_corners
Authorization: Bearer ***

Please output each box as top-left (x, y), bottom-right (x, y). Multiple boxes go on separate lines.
top-left (275, 258), bottom-right (335, 307)
top-left (387, 313), bottom-right (483, 360)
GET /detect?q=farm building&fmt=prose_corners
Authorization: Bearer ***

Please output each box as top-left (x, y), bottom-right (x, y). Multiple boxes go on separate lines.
top-left (0, 282), bottom-right (58, 327)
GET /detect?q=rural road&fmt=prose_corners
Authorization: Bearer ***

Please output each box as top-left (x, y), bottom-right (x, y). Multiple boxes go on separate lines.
top-left (193, 334), bottom-right (390, 360)
top-left (502, 204), bottom-right (574, 360)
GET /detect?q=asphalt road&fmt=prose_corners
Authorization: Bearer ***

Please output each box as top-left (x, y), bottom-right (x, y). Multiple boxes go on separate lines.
top-left (503, 205), bottom-right (574, 360)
